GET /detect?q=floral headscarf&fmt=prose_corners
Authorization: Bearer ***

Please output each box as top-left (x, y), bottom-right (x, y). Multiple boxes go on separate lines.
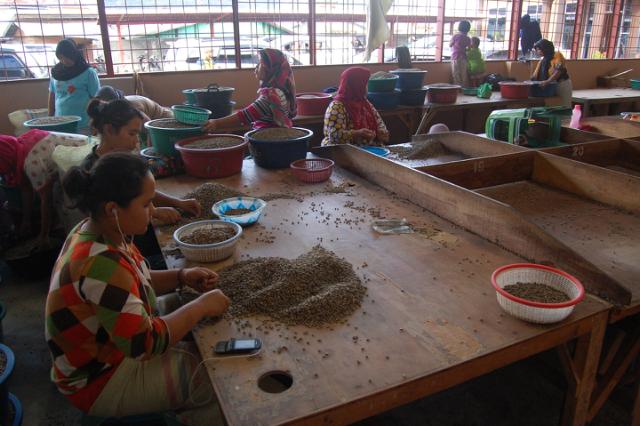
top-left (258, 49), bottom-right (297, 119)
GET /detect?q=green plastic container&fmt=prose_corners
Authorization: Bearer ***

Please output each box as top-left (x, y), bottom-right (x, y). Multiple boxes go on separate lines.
top-left (367, 75), bottom-right (399, 92)
top-left (631, 79), bottom-right (640, 90)
top-left (171, 105), bottom-right (211, 126)
top-left (182, 89), bottom-right (198, 104)
top-left (23, 115), bottom-right (81, 133)
top-left (144, 119), bottom-right (204, 157)
top-left (463, 87), bottom-right (478, 96)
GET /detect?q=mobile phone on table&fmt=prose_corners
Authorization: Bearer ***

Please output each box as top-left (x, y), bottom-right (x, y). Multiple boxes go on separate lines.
top-left (214, 338), bottom-right (262, 355)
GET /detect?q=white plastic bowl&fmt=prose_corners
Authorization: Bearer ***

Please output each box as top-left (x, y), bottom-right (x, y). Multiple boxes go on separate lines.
top-left (491, 263), bottom-right (585, 324)
top-left (173, 220), bottom-right (242, 263)
top-left (211, 197), bottom-right (267, 226)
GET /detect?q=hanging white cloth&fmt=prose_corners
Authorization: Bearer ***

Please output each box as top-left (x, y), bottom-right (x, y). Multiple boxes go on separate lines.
top-left (364, 0), bottom-right (394, 61)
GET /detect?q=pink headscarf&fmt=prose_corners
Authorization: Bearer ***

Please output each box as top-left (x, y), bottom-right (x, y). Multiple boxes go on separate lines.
top-left (0, 129), bottom-right (49, 186)
top-left (258, 48), bottom-right (297, 119)
top-left (333, 67), bottom-right (379, 134)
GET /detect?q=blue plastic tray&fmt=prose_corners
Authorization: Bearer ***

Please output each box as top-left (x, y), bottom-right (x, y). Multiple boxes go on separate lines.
top-left (361, 146), bottom-right (390, 157)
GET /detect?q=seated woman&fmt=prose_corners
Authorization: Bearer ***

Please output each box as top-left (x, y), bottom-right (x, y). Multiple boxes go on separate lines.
top-left (531, 39), bottom-right (573, 107)
top-left (0, 130), bottom-right (87, 248)
top-left (48, 39), bottom-right (100, 134)
top-left (203, 48), bottom-right (297, 131)
top-left (321, 67), bottom-right (389, 146)
top-left (46, 152), bottom-right (230, 421)
top-left (83, 98), bottom-right (201, 224)
top-left (95, 86), bottom-right (173, 121)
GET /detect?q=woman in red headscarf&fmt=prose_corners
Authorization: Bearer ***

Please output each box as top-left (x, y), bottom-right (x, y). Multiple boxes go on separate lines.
top-left (0, 129), bottom-right (87, 247)
top-left (322, 67), bottom-right (389, 146)
top-left (203, 48), bottom-right (297, 131)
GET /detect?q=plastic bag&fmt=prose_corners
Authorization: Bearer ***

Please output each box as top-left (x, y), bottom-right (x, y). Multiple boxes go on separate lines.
top-left (372, 218), bottom-right (414, 234)
top-left (477, 83), bottom-right (492, 99)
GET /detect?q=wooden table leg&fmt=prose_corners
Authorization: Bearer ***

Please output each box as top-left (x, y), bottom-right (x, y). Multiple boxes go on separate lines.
top-left (632, 378), bottom-right (640, 426)
top-left (561, 311), bottom-right (608, 426)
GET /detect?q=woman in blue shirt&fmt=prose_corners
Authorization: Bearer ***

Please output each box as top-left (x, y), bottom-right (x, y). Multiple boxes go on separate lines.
top-left (48, 39), bottom-right (100, 134)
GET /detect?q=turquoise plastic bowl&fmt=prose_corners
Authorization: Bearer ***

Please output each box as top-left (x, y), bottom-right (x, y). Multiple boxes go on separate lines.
top-left (24, 115), bottom-right (81, 133)
top-left (211, 197), bottom-right (267, 227)
top-left (631, 79), bottom-right (640, 90)
top-left (144, 118), bottom-right (203, 157)
top-left (367, 75), bottom-right (399, 92)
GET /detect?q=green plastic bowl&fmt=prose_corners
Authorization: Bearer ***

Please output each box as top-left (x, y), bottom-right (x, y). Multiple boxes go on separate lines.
top-left (182, 89), bottom-right (198, 104)
top-left (462, 87), bottom-right (478, 96)
top-left (631, 79), bottom-right (640, 90)
top-left (23, 115), bottom-right (81, 133)
top-left (144, 118), bottom-right (204, 157)
top-left (367, 75), bottom-right (399, 92)
top-left (172, 105), bottom-right (211, 126)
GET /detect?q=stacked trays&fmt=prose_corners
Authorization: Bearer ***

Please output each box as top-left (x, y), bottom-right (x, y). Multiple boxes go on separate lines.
top-left (367, 73), bottom-right (400, 110)
top-left (391, 69), bottom-right (428, 106)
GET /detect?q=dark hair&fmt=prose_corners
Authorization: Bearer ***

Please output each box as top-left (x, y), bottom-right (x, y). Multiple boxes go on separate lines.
top-left (56, 39), bottom-right (84, 63)
top-left (521, 14), bottom-right (531, 25)
top-left (63, 152), bottom-right (149, 218)
top-left (458, 21), bottom-right (471, 34)
top-left (534, 39), bottom-right (555, 58)
top-left (87, 98), bottom-right (143, 134)
top-left (95, 85), bottom-right (125, 102)
top-left (471, 37), bottom-right (480, 47)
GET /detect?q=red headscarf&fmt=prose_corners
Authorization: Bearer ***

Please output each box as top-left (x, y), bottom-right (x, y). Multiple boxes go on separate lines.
top-left (258, 48), bottom-right (297, 119)
top-left (333, 67), bottom-right (379, 133)
top-left (0, 129), bottom-right (49, 186)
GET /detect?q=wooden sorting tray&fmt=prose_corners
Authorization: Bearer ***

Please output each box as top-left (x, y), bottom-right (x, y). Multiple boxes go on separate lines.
top-left (386, 131), bottom-right (526, 169)
top-left (421, 150), bottom-right (639, 313)
top-left (541, 138), bottom-right (640, 177)
top-left (562, 116), bottom-right (640, 139)
top-left (316, 145), bottom-right (636, 309)
top-left (516, 122), bottom-right (608, 146)
top-left (155, 159), bottom-right (610, 425)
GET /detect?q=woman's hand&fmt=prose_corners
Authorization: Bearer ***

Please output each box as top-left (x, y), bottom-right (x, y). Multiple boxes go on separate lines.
top-left (352, 128), bottom-right (375, 145)
top-left (181, 267), bottom-right (219, 292)
top-left (152, 206), bottom-right (182, 224)
top-left (178, 198), bottom-right (202, 217)
top-left (202, 119), bottom-right (218, 133)
top-left (377, 130), bottom-right (390, 144)
top-left (196, 289), bottom-right (230, 317)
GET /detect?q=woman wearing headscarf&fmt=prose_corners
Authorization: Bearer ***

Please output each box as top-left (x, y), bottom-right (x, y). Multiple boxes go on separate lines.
top-left (95, 86), bottom-right (173, 121)
top-left (321, 66), bottom-right (389, 146)
top-left (49, 39), bottom-right (100, 133)
top-left (531, 39), bottom-right (572, 107)
top-left (203, 48), bottom-right (296, 131)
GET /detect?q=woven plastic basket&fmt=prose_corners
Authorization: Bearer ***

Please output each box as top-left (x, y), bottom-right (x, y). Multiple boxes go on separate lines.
top-left (211, 197), bottom-right (267, 227)
top-left (173, 220), bottom-right (242, 263)
top-left (171, 105), bottom-right (212, 126)
top-left (290, 158), bottom-right (334, 183)
top-left (491, 263), bottom-right (585, 324)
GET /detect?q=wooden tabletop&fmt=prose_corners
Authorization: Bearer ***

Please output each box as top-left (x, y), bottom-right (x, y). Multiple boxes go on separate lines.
top-left (572, 88), bottom-right (640, 103)
top-left (425, 93), bottom-right (545, 109)
top-left (562, 116), bottom-right (640, 139)
top-left (155, 160), bottom-right (610, 425)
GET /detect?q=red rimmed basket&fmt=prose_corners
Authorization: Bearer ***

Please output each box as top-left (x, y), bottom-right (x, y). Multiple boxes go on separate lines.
top-left (491, 263), bottom-right (585, 324)
top-left (290, 158), bottom-right (334, 183)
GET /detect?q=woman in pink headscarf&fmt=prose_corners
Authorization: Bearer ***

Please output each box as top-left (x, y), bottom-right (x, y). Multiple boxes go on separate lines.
top-left (322, 66), bottom-right (389, 146)
top-left (0, 129), bottom-right (87, 247)
top-left (203, 48), bottom-right (297, 131)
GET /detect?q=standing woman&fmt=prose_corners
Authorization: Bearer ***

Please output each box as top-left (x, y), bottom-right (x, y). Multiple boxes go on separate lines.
top-left (203, 48), bottom-right (297, 131)
top-left (531, 39), bottom-right (573, 107)
top-left (49, 39), bottom-right (100, 134)
top-left (321, 66), bottom-right (389, 146)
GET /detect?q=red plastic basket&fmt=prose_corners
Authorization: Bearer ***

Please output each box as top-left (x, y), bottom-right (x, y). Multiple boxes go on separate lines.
top-left (290, 158), bottom-right (334, 183)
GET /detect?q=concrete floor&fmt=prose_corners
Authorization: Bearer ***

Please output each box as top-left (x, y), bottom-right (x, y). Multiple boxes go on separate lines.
top-left (0, 271), bottom-right (633, 426)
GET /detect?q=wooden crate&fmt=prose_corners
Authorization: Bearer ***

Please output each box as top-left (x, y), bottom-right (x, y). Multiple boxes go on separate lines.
top-left (563, 116), bottom-right (640, 139)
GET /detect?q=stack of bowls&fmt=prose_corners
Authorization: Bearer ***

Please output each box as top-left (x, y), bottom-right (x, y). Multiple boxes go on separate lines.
top-left (183, 84), bottom-right (236, 119)
top-left (391, 69), bottom-right (428, 106)
top-left (367, 73), bottom-right (400, 110)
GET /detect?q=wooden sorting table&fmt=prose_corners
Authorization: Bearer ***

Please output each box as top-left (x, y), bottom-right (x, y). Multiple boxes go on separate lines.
top-left (415, 94), bottom-right (545, 135)
top-left (562, 115), bottom-right (640, 140)
top-left (403, 148), bottom-right (640, 425)
top-left (156, 157), bottom-right (610, 426)
top-left (572, 89), bottom-right (640, 117)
